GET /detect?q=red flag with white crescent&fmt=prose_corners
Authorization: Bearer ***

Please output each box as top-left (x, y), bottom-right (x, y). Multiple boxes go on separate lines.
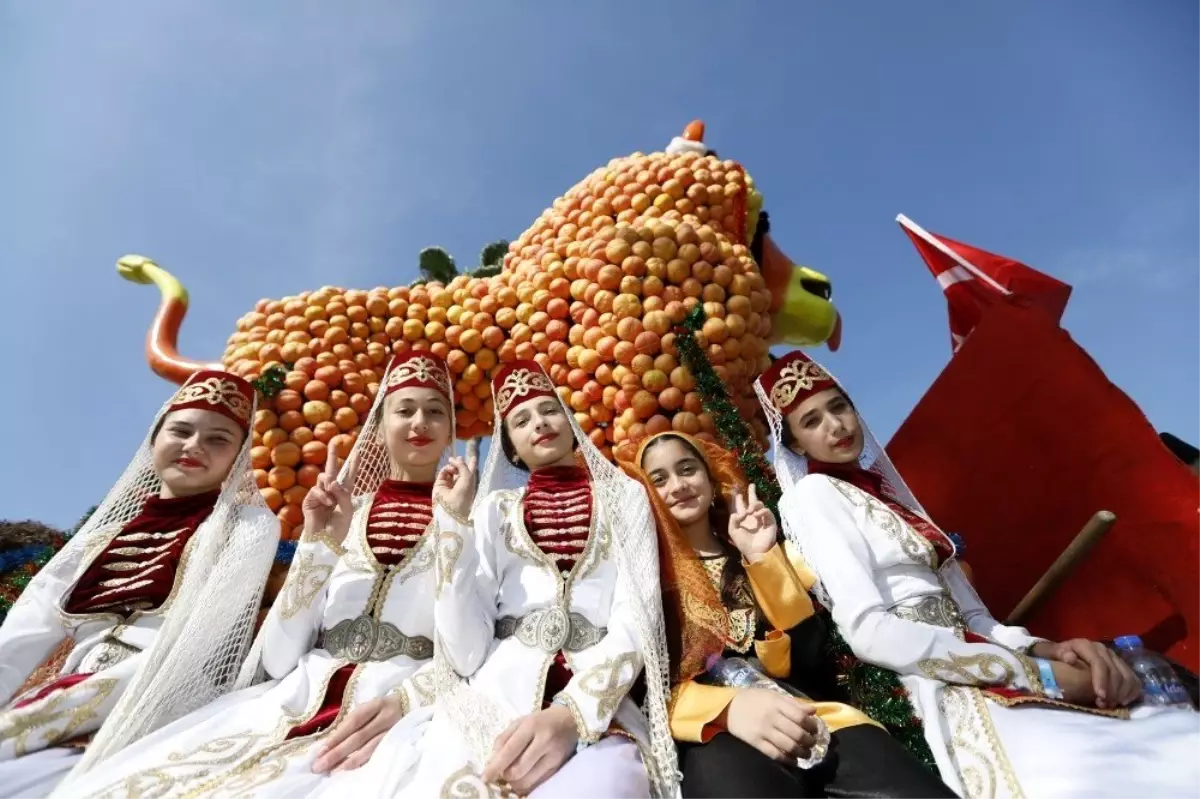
top-left (897, 215), bottom-right (1073, 352)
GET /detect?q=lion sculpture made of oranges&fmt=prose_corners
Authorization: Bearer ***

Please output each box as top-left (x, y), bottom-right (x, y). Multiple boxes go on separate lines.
top-left (120, 122), bottom-right (842, 540)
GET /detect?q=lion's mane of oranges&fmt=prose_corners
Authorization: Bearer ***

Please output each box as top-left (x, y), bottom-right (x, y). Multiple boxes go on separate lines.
top-left (225, 147), bottom-right (775, 538)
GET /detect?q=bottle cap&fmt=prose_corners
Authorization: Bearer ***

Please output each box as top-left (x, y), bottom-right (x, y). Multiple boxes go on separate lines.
top-left (1113, 635), bottom-right (1144, 650)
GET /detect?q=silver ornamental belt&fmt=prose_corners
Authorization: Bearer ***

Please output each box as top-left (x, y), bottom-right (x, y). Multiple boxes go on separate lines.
top-left (77, 637), bottom-right (139, 674)
top-left (891, 593), bottom-right (966, 631)
top-left (319, 615), bottom-right (433, 663)
top-left (495, 607), bottom-right (606, 653)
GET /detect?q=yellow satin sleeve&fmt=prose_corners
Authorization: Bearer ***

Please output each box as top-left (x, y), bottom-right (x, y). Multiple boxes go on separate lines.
top-left (671, 677), bottom-right (882, 742)
top-left (743, 543), bottom-right (815, 631)
top-left (754, 630), bottom-right (792, 678)
top-left (811, 701), bottom-right (883, 732)
top-left (670, 681), bottom-right (739, 743)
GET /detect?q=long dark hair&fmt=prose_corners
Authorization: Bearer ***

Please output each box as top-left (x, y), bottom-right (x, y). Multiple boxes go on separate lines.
top-left (641, 434), bottom-right (760, 615)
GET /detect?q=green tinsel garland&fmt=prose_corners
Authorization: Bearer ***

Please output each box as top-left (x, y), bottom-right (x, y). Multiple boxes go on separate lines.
top-left (676, 305), bottom-right (937, 770)
top-left (253, 364), bottom-right (288, 399)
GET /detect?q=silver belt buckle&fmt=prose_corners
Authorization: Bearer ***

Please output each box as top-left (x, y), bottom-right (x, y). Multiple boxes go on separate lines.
top-left (892, 594), bottom-right (965, 630)
top-left (496, 607), bottom-right (607, 653)
top-left (78, 637), bottom-right (138, 673)
top-left (322, 615), bottom-right (433, 663)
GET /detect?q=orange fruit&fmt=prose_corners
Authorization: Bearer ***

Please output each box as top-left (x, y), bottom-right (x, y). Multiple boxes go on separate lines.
top-left (301, 440), bottom-right (328, 465)
top-left (262, 427), bottom-right (288, 449)
top-left (279, 504), bottom-right (305, 529)
top-left (253, 468), bottom-right (269, 488)
top-left (312, 421), bottom-right (338, 443)
top-left (283, 485), bottom-right (309, 507)
top-left (314, 365), bottom-right (342, 388)
top-left (254, 409), bottom-right (278, 434)
top-left (330, 433), bottom-right (354, 458)
top-left (275, 390), bottom-right (303, 413)
top-left (303, 379), bottom-right (330, 401)
top-left (296, 463), bottom-right (321, 488)
top-left (302, 400), bottom-right (333, 426)
top-left (261, 487), bottom-right (284, 512)
top-left (250, 446), bottom-right (271, 470)
top-left (333, 407), bottom-right (358, 432)
top-left (271, 442), bottom-right (301, 468)
top-left (268, 465), bottom-right (296, 491)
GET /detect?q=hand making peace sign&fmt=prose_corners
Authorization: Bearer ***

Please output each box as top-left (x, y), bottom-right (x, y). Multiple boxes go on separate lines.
top-left (300, 445), bottom-right (360, 546)
top-left (728, 484), bottom-right (778, 561)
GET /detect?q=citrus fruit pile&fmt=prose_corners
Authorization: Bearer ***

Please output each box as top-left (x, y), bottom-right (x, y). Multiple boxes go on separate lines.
top-left (221, 127), bottom-right (787, 538)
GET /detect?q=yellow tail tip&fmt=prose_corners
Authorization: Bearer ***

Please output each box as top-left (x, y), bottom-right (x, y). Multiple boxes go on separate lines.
top-left (117, 254), bottom-right (156, 285)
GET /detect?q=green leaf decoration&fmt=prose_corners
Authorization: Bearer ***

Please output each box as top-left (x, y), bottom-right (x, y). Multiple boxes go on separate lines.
top-left (479, 240), bottom-right (509, 268)
top-left (419, 247), bottom-right (458, 284)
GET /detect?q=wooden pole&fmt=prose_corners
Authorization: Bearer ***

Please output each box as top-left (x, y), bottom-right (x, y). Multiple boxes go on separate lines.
top-left (1006, 511), bottom-right (1117, 627)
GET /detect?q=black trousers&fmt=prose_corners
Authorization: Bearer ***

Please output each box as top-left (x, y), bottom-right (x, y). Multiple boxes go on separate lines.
top-left (679, 724), bottom-right (955, 798)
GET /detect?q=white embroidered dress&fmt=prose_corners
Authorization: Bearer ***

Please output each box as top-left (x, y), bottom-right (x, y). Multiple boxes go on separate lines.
top-left (757, 351), bottom-right (1200, 799)
top-left (321, 363), bottom-right (677, 799)
top-left (58, 494), bottom-right (457, 799)
top-left (0, 373), bottom-right (278, 799)
top-left (58, 354), bottom-right (461, 799)
top-left (784, 475), bottom-right (1200, 799)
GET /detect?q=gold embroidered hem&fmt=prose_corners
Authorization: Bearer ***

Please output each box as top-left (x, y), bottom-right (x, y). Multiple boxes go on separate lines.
top-left (553, 692), bottom-right (600, 744)
top-left (434, 530), bottom-right (465, 597)
top-left (0, 677), bottom-right (119, 757)
top-left (436, 499), bottom-right (471, 527)
top-left (439, 765), bottom-right (520, 799)
top-left (576, 653), bottom-right (638, 721)
top-left (981, 691), bottom-right (1131, 718)
top-left (939, 686), bottom-right (1025, 799)
top-left (277, 549), bottom-right (334, 620)
top-left (300, 526), bottom-right (347, 557)
top-left (918, 652), bottom-right (1017, 687)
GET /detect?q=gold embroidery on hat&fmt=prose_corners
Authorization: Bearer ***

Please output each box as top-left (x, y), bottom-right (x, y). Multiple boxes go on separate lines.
top-left (172, 377), bottom-right (251, 423)
top-left (769, 359), bottom-right (833, 411)
top-left (384, 355), bottom-right (452, 397)
top-left (494, 367), bottom-right (555, 416)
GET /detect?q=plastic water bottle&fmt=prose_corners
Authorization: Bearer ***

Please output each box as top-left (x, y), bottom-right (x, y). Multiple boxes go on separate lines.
top-left (1114, 635), bottom-right (1193, 709)
top-left (704, 655), bottom-right (771, 689)
top-left (704, 655), bottom-right (809, 698)
top-left (703, 655), bottom-right (829, 767)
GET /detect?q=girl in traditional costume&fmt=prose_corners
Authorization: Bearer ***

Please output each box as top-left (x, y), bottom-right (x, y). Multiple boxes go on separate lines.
top-left (756, 350), bottom-right (1200, 798)
top-left (60, 351), bottom-right (470, 799)
top-left (338, 360), bottom-right (676, 798)
top-left (0, 371), bottom-right (278, 798)
top-left (624, 431), bottom-right (954, 797)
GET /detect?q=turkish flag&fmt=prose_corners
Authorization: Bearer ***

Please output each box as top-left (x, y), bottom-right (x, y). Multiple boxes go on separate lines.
top-left (897, 215), bottom-right (1072, 352)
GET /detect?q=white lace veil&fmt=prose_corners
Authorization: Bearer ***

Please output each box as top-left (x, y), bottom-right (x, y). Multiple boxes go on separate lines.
top-left (341, 353), bottom-right (458, 501)
top-left (236, 352), bottom-right (457, 684)
top-left (53, 374), bottom-right (279, 785)
top-left (454, 364), bottom-right (679, 797)
top-left (755, 351), bottom-right (927, 603)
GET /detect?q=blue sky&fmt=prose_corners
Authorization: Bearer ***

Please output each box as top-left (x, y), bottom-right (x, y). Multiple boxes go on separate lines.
top-left (1, 2), bottom-right (1196, 528)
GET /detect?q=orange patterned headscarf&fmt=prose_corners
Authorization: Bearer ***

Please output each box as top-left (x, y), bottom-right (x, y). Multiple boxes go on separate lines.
top-left (618, 431), bottom-right (748, 686)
